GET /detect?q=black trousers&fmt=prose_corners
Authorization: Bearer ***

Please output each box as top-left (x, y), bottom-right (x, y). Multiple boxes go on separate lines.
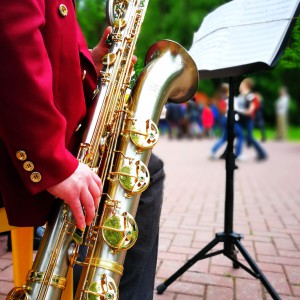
top-left (74, 153), bottom-right (165, 300)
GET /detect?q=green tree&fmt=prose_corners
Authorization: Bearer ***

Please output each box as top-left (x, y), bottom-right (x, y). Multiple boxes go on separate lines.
top-left (76, 0), bottom-right (106, 47)
top-left (135, 0), bottom-right (226, 59)
top-left (280, 18), bottom-right (300, 68)
top-left (252, 17), bottom-right (300, 125)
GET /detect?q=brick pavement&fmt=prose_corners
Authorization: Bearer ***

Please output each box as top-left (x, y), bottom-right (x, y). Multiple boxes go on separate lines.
top-left (153, 138), bottom-right (300, 300)
top-left (0, 138), bottom-right (300, 299)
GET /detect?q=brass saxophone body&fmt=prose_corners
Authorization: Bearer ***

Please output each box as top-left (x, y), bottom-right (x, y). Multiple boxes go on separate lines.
top-left (75, 39), bottom-right (199, 300)
top-left (7, 0), bottom-right (199, 299)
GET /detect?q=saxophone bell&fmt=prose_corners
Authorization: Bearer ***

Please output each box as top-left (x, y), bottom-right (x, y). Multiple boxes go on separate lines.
top-left (144, 39), bottom-right (199, 104)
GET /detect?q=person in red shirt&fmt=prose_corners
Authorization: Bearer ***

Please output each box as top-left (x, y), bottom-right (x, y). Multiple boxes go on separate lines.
top-left (202, 104), bottom-right (214, 137)
top-left (0, 1), bottom-right (106, 228)
top-left (0, 1), bottom-right (165, 299)
top-left (209, 83), bottom-right (245, 160)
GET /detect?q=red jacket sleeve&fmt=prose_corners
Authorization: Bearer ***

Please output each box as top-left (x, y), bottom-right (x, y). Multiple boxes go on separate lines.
top-left (0, 0), bottom-right (78, 194)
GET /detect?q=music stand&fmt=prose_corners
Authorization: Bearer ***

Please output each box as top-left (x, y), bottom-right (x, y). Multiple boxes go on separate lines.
top-left (156, 1), bottom-right (300, 299)
top-left (156, 76), bottom-right (280, 299)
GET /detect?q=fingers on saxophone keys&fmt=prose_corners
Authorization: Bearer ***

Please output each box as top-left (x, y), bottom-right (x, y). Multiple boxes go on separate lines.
top-left (132, 55), bottom-right (137, 65)
top-left (68, 197), bottom-right (86, 229)
top-left (80, 187), bottom-right (96, 226)
top-left (101, 26), bottom-right (113, 48)
top-left (91, 172), bottom-right (102, 208)
top-left (91, 171), bottom-right (102, 189)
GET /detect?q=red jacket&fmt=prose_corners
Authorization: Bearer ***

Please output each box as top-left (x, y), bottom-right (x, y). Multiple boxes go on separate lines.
top-left (0, 0), bottom-right (97, 226)
top-left (202, 107), bottom-right (214, 129)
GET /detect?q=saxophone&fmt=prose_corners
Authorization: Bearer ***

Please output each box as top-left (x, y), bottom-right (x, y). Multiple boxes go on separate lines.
top-left (7, 0), bottom-right (199, 299)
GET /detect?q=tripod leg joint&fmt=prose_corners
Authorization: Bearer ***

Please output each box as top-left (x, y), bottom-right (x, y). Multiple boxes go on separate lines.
top-left (215, 232), bottom-right (244, 241)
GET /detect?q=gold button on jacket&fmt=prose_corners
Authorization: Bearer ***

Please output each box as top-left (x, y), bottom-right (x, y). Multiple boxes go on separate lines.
top-left (16, 150), bottom-right (27, 161)
top-left (30, 172), bottom-right (42, 183)
top-left (23, 161), bottom-right (34, 172)
top-left (58, 4), bottom-right (68, 17)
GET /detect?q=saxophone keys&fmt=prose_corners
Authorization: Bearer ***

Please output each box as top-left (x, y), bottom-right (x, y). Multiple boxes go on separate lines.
top-left (72, 227), bottom-right (85, 245)
top-left (106, 33), bottom-right (113, 47)
top-left (102, 212), bottom-right (138, 252)
top-left (102, 53), bottom-right (117, 66)
top-left (120, 132), bottom-right (129, 139)
top-left (86, 274), bottom-right (118, 300)
top-left (77, 143), bottom-right (94, 165)
top-left (92, 87), bottom-right (100, 99)
top-left (114, 18), bottom-right (127, 30)
top-left (118, 160), bottom-right (150, 195)
top-left (129, 119), bottom-right (159, 152)
top-left (6, 287), bottom-right (30, 300)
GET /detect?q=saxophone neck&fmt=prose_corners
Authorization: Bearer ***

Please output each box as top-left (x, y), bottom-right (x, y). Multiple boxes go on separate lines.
top-left (130, 40), bottom-right (199, 124)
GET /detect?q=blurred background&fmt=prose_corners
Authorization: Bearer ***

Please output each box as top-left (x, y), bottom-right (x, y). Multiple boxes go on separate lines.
top-left (76, 0), bottom-right (300, 141)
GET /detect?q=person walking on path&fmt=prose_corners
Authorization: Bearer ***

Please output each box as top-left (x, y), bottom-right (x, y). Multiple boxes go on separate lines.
top-left (209, 83), bottom-right (244, 160)
top-left (235, 78), bottom-right (267, 161)
top-left (275, 86), bottom-right (290, 140)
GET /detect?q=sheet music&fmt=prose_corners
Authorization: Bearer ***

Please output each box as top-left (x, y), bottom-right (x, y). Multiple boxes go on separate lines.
top-left (189, 0), bottom-right (300, 72)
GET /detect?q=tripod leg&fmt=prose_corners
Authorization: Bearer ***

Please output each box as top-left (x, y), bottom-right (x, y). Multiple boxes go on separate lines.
top-left (234, 239), bottom-right (281, 300)
top-left (156, 237), bottom-right (220, 294)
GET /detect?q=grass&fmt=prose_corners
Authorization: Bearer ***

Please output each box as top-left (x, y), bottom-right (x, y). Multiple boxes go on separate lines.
top-left (253, 126), bottom-right (300, 141)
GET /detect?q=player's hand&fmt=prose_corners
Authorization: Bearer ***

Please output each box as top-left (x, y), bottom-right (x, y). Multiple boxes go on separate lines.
top-left (90, 26), bottom-right (138, 76)
top-left (90, 26), bottom-right (112, 75)
top-left (47, 162), bottom-right (102, 229)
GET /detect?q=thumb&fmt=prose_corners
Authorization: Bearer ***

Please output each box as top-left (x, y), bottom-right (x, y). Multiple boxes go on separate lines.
top-left (99, 26), bottom-right (112, 48)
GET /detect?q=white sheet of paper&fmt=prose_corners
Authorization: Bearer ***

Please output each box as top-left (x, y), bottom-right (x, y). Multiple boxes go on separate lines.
top-left (189, 0), bottom-right (300, 71)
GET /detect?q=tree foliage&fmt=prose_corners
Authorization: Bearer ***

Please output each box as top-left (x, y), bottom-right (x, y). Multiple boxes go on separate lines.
top-left (76, 0), bottom-right (106, 47)
top-left (76, 0), bottom-right (300, 125)
top-left (280, 18), bottom-right (300, 68)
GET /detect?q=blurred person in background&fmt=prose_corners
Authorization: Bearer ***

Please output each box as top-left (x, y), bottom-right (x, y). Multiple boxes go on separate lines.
top-left (186, 98), bottom-right (203, 138)
top-left (202, 101), bottom-right (214, 138)
top-left (166, 102), bottom-right (185, 139)
top-left (275, 86), bottom-right (290, 140)
top-left (209, 83), bottom-right (244, 160)
top-left (235, 78), bottom-right (267, 161)
top-left (158, 105), bottom-right (169, 137)
top-left (253, 92), bottom-right (267, 142)
top-left (210, 97), bottom-right (221, 135)
top-left (209, 83), bottom-right (229, 158)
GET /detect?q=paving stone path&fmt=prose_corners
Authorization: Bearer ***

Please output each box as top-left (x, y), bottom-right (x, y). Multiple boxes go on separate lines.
top-left (153, 138), bottom-right (300, 300)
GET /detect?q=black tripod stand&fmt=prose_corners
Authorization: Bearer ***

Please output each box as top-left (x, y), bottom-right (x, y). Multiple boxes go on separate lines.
top-left (156, 78), bottom-right (281, 300)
